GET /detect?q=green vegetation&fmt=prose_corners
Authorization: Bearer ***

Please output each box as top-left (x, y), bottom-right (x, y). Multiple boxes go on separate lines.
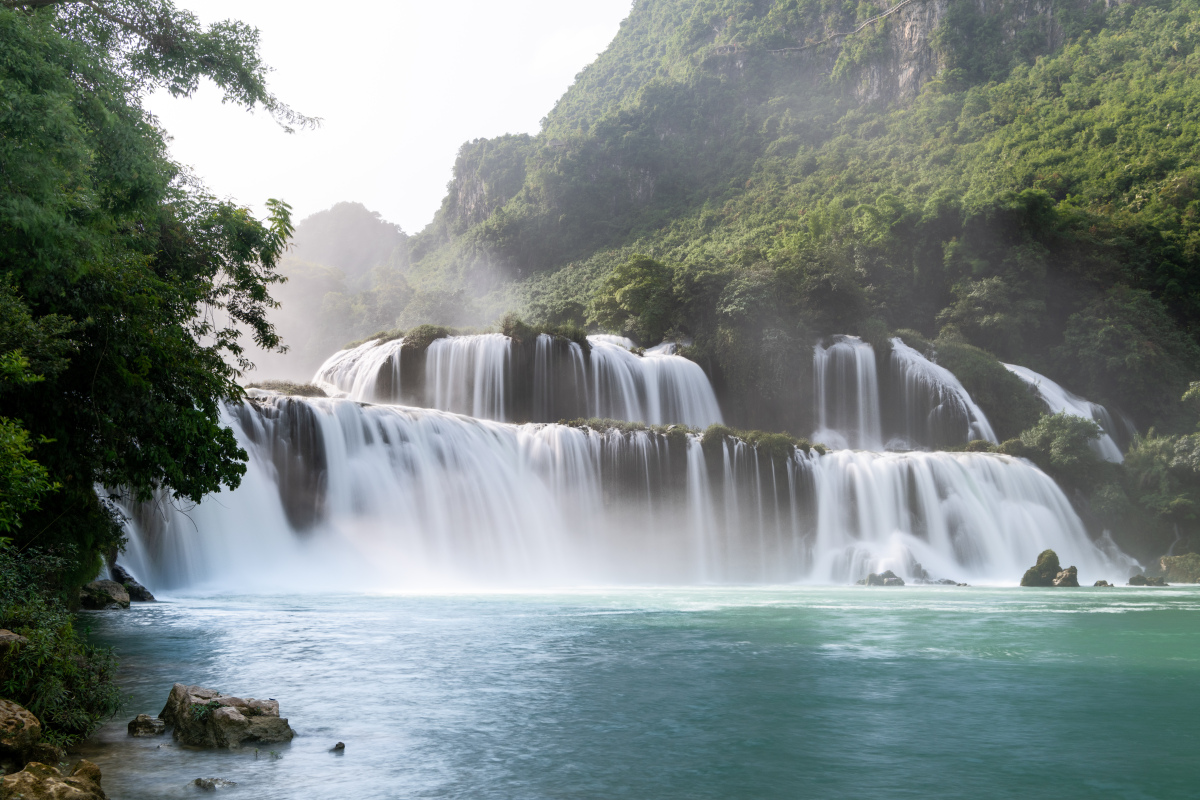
top-left (246, 381), bottom-right (328, 398)
top-left (1020, 549), bottom-right (1062, 587)
top-left (0, 547), bottom-right (121, 746)
top-left (0, 0), bottom-right (304, 744)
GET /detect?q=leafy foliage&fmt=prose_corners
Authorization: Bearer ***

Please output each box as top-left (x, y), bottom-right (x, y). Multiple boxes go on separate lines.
top-left (0, 546), bottom-right (122, 746)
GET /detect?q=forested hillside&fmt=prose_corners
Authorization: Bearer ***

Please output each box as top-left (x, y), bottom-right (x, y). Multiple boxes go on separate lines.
top-left (287, 0), bottom-right (1200, 559)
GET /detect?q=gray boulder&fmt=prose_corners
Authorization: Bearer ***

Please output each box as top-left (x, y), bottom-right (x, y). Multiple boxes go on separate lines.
top-left (857, 570), bottom-right (905, 586)
top-left (1128, 574), bottom-right (1168, 586)
top-left (193, 778), bottom-right (238, 790)
top-left (78, 580), bottom-right (130, 610)
top-left (159, 684), bottom-right (293, 749)
top-left (0, 699), bottom-right (41, 760)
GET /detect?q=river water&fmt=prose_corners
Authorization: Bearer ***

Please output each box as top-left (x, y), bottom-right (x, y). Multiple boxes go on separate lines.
top-left (77, 586), bottom-right (1199, 799)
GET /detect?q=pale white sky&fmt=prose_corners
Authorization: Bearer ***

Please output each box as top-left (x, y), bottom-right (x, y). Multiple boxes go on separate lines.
top-left (148, 1), bottom-right (633, 233)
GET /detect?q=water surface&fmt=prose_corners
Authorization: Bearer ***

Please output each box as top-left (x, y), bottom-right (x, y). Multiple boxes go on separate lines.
top-left (80, 586), bottom-right (1200, 799)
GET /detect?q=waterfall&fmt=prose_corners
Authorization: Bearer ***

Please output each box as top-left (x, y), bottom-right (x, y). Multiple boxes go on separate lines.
top-left (1003, 363), bottom-right (1128, 462)
top-left (813, 335), bottom-right (882, 450)
top-left (888, 338), bottom-right (997, 447)
top-left (119, 395), bottom-right (1135, 591)
top-left (812, 335), bottom-right (997, 450)
top-left (311, 333), bottom-right (723, 427)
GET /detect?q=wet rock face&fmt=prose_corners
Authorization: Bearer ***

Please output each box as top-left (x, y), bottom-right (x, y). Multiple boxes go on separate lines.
top-left (1094, 580), bottom-right (1113, 587)
top-left (78, 580), bottom-right (130, 610)
top-left (159, 684), bottom-right (294, 749)
top-left (109, 564), bottom-right (155, 602)
top-left (0, 759), bottom-right (106, 799)
top-left (1160, 553), bottom-right (1200, 583)
top-left (127, 715), bottom-right (165, 737)
top-left (1128, 574), bottom-right (1168, 587)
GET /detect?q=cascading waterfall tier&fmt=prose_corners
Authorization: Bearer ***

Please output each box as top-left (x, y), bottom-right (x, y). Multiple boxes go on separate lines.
top-left (812, 335), bottom-right (998, 450)
top-left (312, 333), bottom-right (723, 428)
top-left (1003, 363), bottom-right (1132, 462)
top-left (119, 394), bottom-right (1135, 592)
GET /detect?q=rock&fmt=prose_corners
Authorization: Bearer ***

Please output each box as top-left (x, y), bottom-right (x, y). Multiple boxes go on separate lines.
top-left (864, 570), bottom-right (905, 586)
top-left (1128, 574), bottom-right (1168, 586)
top-left (158, 684), bottom-right (293, 749)
top-left (0, 759), bottom-right (106, 799)
top-left (193, 778), bottom-right (237, 790)
top-left (1052, 566), bottom-right (1080, 587)
top-left (1094, 580), bottom-right (1113, 587)
top-left (330, 742), bottom-right (345, 752)
top-left (78, 580), bottom-right (130, 610)
top-left (0, 700), bottom-right (42, 760)
top-left (1160, 553), bottom-right (1200, 583)
top-left (23, 743), bottom-right (66, 766)
top-left (109, 564), bottom-right (155, 602)
top-left (0, 630), bottom-right (28, 647)
top-left (1020, 549), bottom-right (1061, 586)
top-left (127, 715), bottom-right (165, 737)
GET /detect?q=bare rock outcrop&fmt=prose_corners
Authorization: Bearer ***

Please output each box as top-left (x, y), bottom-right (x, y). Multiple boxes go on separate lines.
top-left (78, 581), bottom-right (129, 610)
top-left (0, 760), bottom-right (106, 799)
top-left (126, 714), bottom-right (165, 737)
top-left (159, 684), bottom-right (294, 749)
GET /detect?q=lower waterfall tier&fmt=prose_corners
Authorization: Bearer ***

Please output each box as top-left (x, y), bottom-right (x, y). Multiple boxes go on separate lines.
top-left (120, 396), bottom-right (1137, 591)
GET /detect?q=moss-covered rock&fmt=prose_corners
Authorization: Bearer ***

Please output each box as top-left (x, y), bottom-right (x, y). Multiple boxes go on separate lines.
top-left (1020, 549), bottom-right (1061, 586)
top-left (1160, 553), bottom-right (1200, 583)
top-left (1128, 574), bottom-right (1168, 586)
top-left (245, 380), bottom-right (327, 398)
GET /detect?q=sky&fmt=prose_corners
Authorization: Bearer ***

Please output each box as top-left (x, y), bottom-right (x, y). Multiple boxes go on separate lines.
top-left (147, 1), bottom-right (634, 234)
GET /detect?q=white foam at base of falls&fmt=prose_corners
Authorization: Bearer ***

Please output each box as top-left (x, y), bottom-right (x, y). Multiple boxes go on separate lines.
top-left (1003, 363), bottom-right (1126, 462)
top-left (120, 396), bottom-right (1135, 592)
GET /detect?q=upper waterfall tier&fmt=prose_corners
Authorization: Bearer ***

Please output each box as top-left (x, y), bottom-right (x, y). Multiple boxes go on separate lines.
top-left (813, 336), bottom-right (997, 451)
top-left (312, 333), bottom-right (723, 428)
top-left (119, 395), bottom-right (1135, 591)
top-left (1003, 363), bottom-right (1131, 462)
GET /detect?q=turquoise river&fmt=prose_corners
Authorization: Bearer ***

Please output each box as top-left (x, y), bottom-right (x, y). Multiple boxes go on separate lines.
top-left (79, 586), bottom-right (1199, 799)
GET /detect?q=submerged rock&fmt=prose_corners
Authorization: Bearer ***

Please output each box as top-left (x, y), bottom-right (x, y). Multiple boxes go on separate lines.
top-left (159, 684), bottom-right (293, 749)
top-left (127, 714), bottom-right (165, 737)
top-left (1128, 574), bottom-right (1168, 586)
top-left (1160, 553), bottom-right (1200, 583)
top-left (0, 759), bottom-right (106, 799)
top-left (193, 777), bottom-right (238, 790)
top-left (109, 564), bottom-right (155, 602)
top-left (330, 742), bottom-right (345, 752)
top-left (78, 580), bottom-right (130, 610)
top-left (1021, 550), bottom-right (1079, 587)
top-left (1052, 566), bottom-right (1080, 587)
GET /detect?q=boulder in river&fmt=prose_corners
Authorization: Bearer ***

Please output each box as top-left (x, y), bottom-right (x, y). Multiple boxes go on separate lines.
top-left (1021, 550), bottom-right (1075, 587)
top-left (109, 564), bottom-right (155, 602)
top-left (193, 777), bottom-right (238, 790)
top-left (1128, 574), bottom-right (1168, 586)
top-left (78, 580), bottom-right (130, 610)
top-left (1159, 553), bottom-right (1200, 583)
top-left (1094, 580), bottom-right (1113, 587)
top-left (159, 684), bottom-right (294, 749)
top-left (1052, 566), bottom-right (1080, 587)
top-left (127, 714), bottom-right (165, 737)
top-left (0, 759), bottom-right (106, 799)
top-left (857, 570), bottom-right (905, 586)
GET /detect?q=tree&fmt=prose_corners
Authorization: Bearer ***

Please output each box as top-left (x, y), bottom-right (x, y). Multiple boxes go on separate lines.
top-left (589, 254), bottom-right (675, 345)
top-left (0, 2), bottom-right (308, 581)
